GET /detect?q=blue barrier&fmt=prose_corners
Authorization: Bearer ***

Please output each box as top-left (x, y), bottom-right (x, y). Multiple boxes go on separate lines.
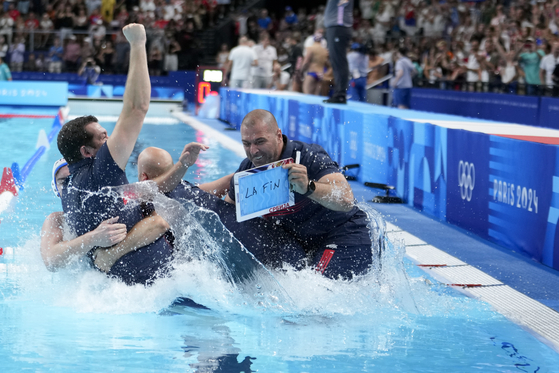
top-left (0, 81), bottom-right (68, 106)
top-left (410, 88), bottom-right (540, 126)
top-left (221, 88), bottom-right (559, 271)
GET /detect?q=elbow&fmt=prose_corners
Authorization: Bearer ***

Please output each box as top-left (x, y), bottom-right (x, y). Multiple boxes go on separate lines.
top-left (154, 215), bottom-right (171, 233)
top-left (41, 253), bottom-right (59, 272)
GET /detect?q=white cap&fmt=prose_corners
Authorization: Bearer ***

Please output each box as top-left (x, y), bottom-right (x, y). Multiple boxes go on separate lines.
top-left (51, 158), bottom-right (68, 197)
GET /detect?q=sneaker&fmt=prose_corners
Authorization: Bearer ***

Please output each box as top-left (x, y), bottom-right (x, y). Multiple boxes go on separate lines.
top-left (323, 96), bottom-right (347, 104)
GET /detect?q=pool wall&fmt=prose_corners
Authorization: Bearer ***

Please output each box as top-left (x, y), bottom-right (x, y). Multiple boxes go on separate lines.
top-left (219, 88), bottom-right (559, 272)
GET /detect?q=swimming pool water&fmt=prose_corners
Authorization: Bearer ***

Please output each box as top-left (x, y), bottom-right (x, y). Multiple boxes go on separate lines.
top-left (1, 108), bottom-right (559, 372)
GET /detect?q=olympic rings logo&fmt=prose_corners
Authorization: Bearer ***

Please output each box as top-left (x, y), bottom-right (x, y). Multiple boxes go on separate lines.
top-left (458, 161), bottom-right (475, 201)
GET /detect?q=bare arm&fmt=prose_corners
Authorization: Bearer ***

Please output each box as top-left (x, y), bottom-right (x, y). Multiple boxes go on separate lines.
top-left (224, 193), bottom-right (235, 204)
top-left (150, 142), bottom-right (209, 193)
top-left (40, 213), bottom-right (127, 272)
top-left (107, 24), bottom-right (150, 170)
top-left (301, 48), bottom-right (313, 71)
top-left (199, 173), bottom-right (233, 198)
top-left (283, 163), bottom-right (355, 212)
top-left (93, 212), bottom-right (170, 273)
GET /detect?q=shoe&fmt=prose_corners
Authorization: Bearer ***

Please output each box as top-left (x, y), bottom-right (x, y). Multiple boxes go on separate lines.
top-left (323, 96), bottom-right (347, 104)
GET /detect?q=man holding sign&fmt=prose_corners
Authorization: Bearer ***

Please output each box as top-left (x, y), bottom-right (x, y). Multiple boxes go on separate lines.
top-left (225, 109), bottom-right (373, 280)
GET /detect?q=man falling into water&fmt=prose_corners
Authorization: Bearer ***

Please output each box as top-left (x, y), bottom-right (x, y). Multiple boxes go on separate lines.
top-left (225, 109), bottom-right (374, 280)
top-left (56, 24), bottom-right (206, 285)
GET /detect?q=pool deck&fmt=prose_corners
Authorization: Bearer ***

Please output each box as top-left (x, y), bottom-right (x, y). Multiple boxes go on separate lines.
top-left (174, 109), bottom-right (559, 352)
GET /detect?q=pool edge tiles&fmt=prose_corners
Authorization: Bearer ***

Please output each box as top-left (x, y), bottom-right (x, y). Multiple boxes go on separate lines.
top-left (180, 112), bottom-right (559, 355)
top-left (400, 227), bottom-right (559, 353)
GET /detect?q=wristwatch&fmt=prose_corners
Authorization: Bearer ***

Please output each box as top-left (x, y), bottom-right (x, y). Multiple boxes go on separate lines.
top-left (302, 180), bottom-right (316, 197)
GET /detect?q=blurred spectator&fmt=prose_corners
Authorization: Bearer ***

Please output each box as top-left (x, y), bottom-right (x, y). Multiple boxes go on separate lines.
top-left (63, 36), bottom-right (82, 73)
top-left (223, 36), bottom-right (257, 89)
top-left (24, 53), bottom-right (37, 71)
top-left (101, 0), bottom-right (116, 23)
top-left (286, 32), bottom-right (303, 92)
top-left (324, 0), bottom-right (353, 104)
top-left (114, 28), bottom-right (130, 74)
top-left (285, 6), bottom-right (298, 26)
top-left (74, 8), bottom-right (89, 32)
top-left (0, 35), bottom-right (7, 59)
top-left (7, 3), bottom-right (20, 21)
top-left (540, 42), bottom-right (559, 92)
top-left (91, 19), bottom-right (107, 42)
top-left (164, 36), bottom-right (180, 72)
top-left (9, 36), bottom-right (25, 72)
top-left (35, 53), bottom-right (46, 72)
top-left (148, 44), bottom-right (163, 76)
top-left (78, 58), bottom-right (101, 85)
top-left (236, 9), bottom-right (249, 36)
top-left (301, 32), bottom-right (328, 95)
top-left (97, 40), bottom-right (115, 74)
top-left (57, 5), bottom-right (74, 42)
top-left (48, 37), bottom-right (64, 73)
top-left (519, 37), bottom-right (544, 95)
top-left (0, 12), bottom-right (13, 44)
top-left (258, 9), bottom-right (272, 31)
top-left (88, 8), bottom-right (103, 26)
top-left (25, 12), bottom-right (39, 46)
top-left (81, 37), bottom-right (95, 62)
top-left (390, 48), bottom-right (416, 109)
top-left (268, 61), bottom-right (290, 90)
top-left (0, 56), bottom-right (11, 80)
top-left (253, 32), bottom-right (277, 88)
top-left (465, 40), bottom-right (481, 91)
top-left (367, 49), bottom-right (386, 86)
top-left (216, 43), bottom-right (230, 68)
top-left (303, 27), bottom-right (327, 54)
top-left (39, 13), bottom-right (54, 48)
top-left (347, 43), bottom-right (369, 102)
top-left (246, 20), bottom-right (260, 42)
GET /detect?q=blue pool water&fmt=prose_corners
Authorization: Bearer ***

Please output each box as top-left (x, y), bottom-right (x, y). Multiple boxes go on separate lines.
top-left (1, 107), bottom-right (559, 372)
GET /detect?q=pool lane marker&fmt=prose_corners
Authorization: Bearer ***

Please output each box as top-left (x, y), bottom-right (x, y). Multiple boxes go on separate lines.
top-left (178, 112), bottom-right (559, 352)
top-left (387, 221), bottom-right (559, 352)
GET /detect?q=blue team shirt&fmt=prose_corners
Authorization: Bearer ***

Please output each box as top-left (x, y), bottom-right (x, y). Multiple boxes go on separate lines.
top-left (49, 46), bottom-right (63, 62)
top-left (258, 16), bottom-right (271, 29)
top-left (61, 142), bottom-right (173, 285)
top-left (228, 136), bottom-right (362, 246)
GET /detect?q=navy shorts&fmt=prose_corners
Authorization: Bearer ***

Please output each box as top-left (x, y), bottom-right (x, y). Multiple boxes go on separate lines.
top-left (393, 88), bottom-right (411, 108)
top-left (309, 211), bottom-right (374, 280)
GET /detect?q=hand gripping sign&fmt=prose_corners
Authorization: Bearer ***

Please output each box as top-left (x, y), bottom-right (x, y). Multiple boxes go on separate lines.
top-left (234, 158), bottom-right (295, 222)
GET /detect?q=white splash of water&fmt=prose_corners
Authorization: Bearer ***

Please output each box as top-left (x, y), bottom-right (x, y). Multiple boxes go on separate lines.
top-left (2, 198), bottom-right (482, 320)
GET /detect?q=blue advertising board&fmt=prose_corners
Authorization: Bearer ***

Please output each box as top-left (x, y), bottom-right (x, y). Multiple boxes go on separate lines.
top-left (446, 130), bottom-right (490, 237)
top-left (0, 81), bottom-right (68, 106)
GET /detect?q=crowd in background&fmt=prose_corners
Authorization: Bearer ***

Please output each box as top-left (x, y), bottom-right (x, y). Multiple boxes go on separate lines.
top-left (0, 0), bottom-right (239, 77)
top-left (1, 0), bottom-right (559, 97)
top-left (222, 0), bottom-right (559, 97)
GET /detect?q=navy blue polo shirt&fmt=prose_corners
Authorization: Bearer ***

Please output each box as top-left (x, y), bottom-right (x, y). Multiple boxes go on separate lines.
top-left (61, 142), bottom-right (173, 284)
top-left (228, 135), bottom-right (362, 246)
